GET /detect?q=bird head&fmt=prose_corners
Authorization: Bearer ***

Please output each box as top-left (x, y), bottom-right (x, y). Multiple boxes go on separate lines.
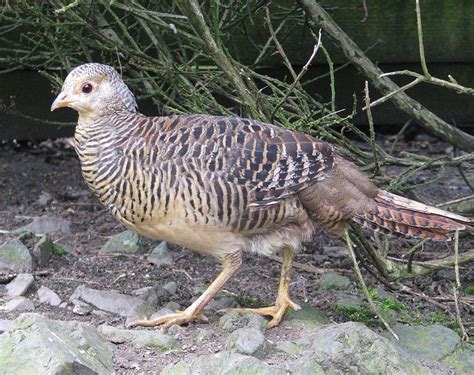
top-left (51, 63), bottom-right (137, 119)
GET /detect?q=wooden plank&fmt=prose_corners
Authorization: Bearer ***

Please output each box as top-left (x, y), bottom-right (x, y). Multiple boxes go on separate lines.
top-left (230, 0), bottom-right (474, 65)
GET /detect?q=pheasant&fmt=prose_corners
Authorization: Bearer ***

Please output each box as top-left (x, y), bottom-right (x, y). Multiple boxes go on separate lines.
top-left (51, 63), bottom-right (473, 329)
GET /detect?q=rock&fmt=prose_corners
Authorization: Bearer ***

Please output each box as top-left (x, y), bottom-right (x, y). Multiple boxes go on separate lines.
top-left (391, 324), bottom-right (462, 361)
top-left (165, 301), bottom-right (181, 312)
top-left (195, 328), bottom-right (214, 344)
top-left (37, 191), bottom-right (54, 207)
top-left (322, 245), bottom-right (347, 259)
top-left (434, 269), bottom-right (456, 281)
top-left (276, 341), bottom-right (302, 356)
top-left (443, 346), bottom-right (474, 374)
top-left (70, 285), bottom-right (143, 317)
top-left (0, 313), bottom-right (113, 374)
top-left (38, 286), bottom-right (61, 306)
top-left (0, 239), bottom-right (33, 272)
top-left (2, 296), bottom-right (35, 312)
top-left (24, 216), bottom-right (71, 235)
top-left (31, 234), bottom-right (54, 267)
top-left (218, 310), bottom-right (270, 333)
top-left (205, 296), bottom-right (239, 311)
top-left (99, 324), bottom-right (176, 351)
top-left (0, 319), bottom-right (12, 333)
top-left (71, 299), bottom-right (92, 316)
top-left (148, 241), bottom-right (173, 266)
top-left (218, 311), bottom-right (244, 332)
top-left (242, 312), bottom-right (268, 332)
top-left (163, 281), bottom-right (177, 295)
top-left (149, 307), bottom-right (174, 320)
top-left (168, 324), bottom-right (185, 338)
top-left (288, 322), bottom-right (450, 374)
top-left (318, 271), bottom-right (351, 290)
top-left (100, 229), bottom-right (143, 254)
top-left (129, 284), bottom-right (174, 318)
top-left (333, 292), bottom-right (363, 310)
top-left (6, 273), bottom-right (34, 297)
top-left (226, 327), bottom-right (267, 358)
top-left (161, 351), bottom-right (285, 375)
top-left (131, 286), bottom-right (153, 297)
top-left (286, 302), bottom-right (330, 325)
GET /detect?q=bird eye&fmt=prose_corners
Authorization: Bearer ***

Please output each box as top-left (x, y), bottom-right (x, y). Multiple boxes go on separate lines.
top-left (81, 83), bottom-right (93, 94)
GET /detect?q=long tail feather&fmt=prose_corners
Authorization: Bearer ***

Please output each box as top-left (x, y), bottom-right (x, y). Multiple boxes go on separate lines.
top-left (355, 190), bottom-right (474, 241)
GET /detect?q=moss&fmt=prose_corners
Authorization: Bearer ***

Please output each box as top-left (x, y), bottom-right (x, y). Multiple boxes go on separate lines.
top-left (462, 284), bottom-right (474, 295)
top-left (335, 305), bottom-right (380, 326)
top-left (235, 294), bottom-right (266, 308)
top-left (51, 243), bottom-right (68, 256)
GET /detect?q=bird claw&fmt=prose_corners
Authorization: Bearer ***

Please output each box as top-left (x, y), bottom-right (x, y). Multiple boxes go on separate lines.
top-left (224, 297), bottom-right (300, 328)
top-left (127, 310), bottom-right (208, 330)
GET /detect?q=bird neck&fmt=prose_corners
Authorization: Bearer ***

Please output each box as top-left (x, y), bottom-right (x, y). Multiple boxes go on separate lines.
top-left (75, 110), bottom-right (138, 146)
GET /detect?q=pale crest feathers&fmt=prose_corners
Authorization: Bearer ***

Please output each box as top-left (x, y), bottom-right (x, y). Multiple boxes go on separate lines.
top-left (65, 63), bottom-right (137, 112)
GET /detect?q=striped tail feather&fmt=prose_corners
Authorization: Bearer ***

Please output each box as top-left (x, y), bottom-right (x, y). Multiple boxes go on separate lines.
top-left (354, 190), bottom-right (474, 241)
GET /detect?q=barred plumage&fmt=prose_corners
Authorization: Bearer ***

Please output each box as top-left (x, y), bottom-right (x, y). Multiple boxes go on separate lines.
top-left (51, 63), bottom-right (473, 329)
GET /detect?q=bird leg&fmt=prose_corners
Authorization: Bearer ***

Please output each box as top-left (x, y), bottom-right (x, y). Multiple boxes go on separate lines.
top-left (128, 251), bottom-right (242, 329)
top-left (228, 247), bottom-right (300, 328)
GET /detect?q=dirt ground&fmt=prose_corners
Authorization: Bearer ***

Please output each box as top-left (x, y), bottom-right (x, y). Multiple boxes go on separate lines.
top-left (0, 135), bottom-right (473, 373)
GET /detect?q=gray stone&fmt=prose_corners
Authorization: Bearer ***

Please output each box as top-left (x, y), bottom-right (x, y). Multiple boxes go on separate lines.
top-left (6, 273), bottom-right (34, 297)
top-left (286, 302), bottom-right (330, 325)
top-left (322, 245), bottom-right (347, 259)
top-left (163, 281), bottom-right (177, 295)
top-left (391, 324), bottom-right (462, 361)
top-left (226, 327), bottom-right (267, 358)
top-left (139, 284), bottom-right (170, 304)
top-left (242, 312), bottom-right (268, 332)
top-left (161, 351), bottom-right (285, 375)
top-left (195, 328), bottom-right (214, 344)
top-left (206, 296), bottom-right (239, 311)
top-left (24, 216), bottom-right (71, 235)
top-left (0, 313), bottom-right (113, 374)
top-left (100, 229), bottom-right (143, 254)
top-left (32, 234), bottom-right (54, 267)
top-left (37, 191), bottom-right (53, 207)
top-left (70, 285), bottom-right (143, 317)
top-left (99, 324), bottom-right (176, 351)
top-left (150, 307), bottom-right (174, 320)
top-left (131, 286), bottom-right (153, 297)
top-left (0, 239), bottom-right (33, 272)
top-left (165, 301), bottom-right (181, 311)
top-left (168, 324), bottom-right (186, 338)
top-left (443, 346), bottom-right (474, 374)
top-left (2, 296), bottom-right (35, 312)
top-left (318, 272), bottom-right (351, 290)
top-left (0, 319), bottom-right (12, 333)
top-left (333, 292), bottom-right (363, 310)
top-left (435, 269), bottom-right (457, 281)
top-left (38, 286), bottom-right (61, 306)
top-left (72, 299), bottom-right (92, 316)
top-left (218, 311), bottom-right (244, 332)
top-left (288, 322), bottom-right (450, 374)
top-left (276, 341), bottom-right (302, 356)
top-left (148, 241), bottom-right (173, 266)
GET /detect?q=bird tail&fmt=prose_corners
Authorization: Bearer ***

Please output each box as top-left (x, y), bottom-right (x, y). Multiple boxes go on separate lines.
top-left (354, 190), bottom-right (474, 241)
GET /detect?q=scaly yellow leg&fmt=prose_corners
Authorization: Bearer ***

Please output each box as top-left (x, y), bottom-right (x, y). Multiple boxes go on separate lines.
top-left (128, 251), bottom-right (242, 329)
top-left (229, 247), bottom-right (300, 328)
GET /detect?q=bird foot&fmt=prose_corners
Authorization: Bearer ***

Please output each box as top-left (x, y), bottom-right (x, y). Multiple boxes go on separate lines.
top-left (226, 297), bottom-right (300, 328)
top-left (127, 310), bottom-right (207, 330)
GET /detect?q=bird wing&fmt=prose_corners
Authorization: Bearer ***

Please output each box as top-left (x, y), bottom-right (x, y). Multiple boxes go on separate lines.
top-left (147, 115), bottom-right (336, 206)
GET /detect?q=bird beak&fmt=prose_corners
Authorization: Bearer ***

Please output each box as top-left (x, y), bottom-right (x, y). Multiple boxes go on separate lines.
top-left (50, 92), bottom-right (69, 111)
